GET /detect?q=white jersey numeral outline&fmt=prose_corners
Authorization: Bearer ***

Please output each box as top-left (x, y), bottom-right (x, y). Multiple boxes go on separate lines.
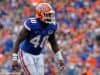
top-left (30, 35), bottom-right (49, 48)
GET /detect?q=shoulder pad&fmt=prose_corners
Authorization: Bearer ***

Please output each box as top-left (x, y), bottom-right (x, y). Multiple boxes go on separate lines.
top-left (24, 18), bottom-right (37, 31)
top-left (50, 23), bottom-right (58, 31)
top-left (29, 18), bottom-right (37, 24)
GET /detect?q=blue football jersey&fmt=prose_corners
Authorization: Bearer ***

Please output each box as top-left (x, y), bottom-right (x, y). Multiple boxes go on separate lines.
top-left (20, 18), bottom-right (57, 55)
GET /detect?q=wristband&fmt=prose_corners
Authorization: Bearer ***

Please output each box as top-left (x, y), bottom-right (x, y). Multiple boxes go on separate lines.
top-left (12, 53), bottom-right (18, 61)
top-left (56, 51), bottom-right (63, 60)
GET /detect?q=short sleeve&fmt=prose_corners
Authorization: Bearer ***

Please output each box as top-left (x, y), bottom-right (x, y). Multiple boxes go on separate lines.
top-left (24, 18), bottom-right (37, 31)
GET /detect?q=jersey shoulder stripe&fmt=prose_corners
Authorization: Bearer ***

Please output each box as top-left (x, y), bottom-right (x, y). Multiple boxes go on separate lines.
top-left (29, 18), bottom-right (37, 23)
top-left (24, 18), bottom-right (37, 31)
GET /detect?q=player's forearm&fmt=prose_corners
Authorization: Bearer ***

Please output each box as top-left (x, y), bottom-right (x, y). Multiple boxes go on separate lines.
top-left (50, 40), bottom-right (63, 60)
top-left (50, 40), bottom-right (59, 53)
top-left (48, 34), bottom-right (64, 60)
top-left (13, 39), bottom-right (21, 53)
top-left (4, 37), bottom-right (22, 62)
top-left (13, 27), bottom-right (29, 53)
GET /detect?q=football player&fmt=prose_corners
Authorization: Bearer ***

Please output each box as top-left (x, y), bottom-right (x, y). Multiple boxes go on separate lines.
top-left (11, 3), bottom-right (64, 75)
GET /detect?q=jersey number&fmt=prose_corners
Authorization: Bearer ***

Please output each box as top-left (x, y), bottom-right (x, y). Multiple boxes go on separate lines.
top-left (30, 35), bottom-right (49, 48)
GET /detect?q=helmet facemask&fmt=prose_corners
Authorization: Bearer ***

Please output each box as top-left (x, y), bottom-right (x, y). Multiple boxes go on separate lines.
top-left (43, 10), bottom-right (56, 24)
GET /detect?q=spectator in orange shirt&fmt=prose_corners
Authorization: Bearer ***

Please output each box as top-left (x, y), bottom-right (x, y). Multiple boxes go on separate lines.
top-left (23, 5), bottom-right (32, 17)
top-left (0, 54), bottom-right (6, 65)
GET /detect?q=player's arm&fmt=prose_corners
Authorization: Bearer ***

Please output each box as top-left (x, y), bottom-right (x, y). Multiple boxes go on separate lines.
top-left (13, 18), bottom-right (33, 53)
top-left (48, 33), bottom-right (63, 60)
top-left (48, 33), bottom-right (59, 53)
top-left (4, 27), bottom-right (29, 63)
top-left (13, 27), bottom-right (29, 53)
top-left (48, 33), bottom-right (64, 70)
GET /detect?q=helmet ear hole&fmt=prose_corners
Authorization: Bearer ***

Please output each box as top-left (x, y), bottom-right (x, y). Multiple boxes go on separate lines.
top-left (40, 12), bottom-right (45, 19)
top-left (37, 11), bottom-right (44, 19)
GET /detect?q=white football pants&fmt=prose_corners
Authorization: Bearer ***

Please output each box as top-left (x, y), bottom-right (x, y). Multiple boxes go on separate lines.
top-left (18, 49), bottom-right (44, 75)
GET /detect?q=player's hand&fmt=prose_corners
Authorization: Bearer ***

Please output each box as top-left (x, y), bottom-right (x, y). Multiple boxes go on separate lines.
top-left (55, 51), bottom-right (64, 71)
top-left (57, 60), bottom-right (64, 71)
top-left (4, 52), bottom-right (18, 63)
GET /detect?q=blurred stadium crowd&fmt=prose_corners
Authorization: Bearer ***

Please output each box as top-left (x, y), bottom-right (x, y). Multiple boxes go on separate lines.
top-left (0, 0), bottom-right (100, 75)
